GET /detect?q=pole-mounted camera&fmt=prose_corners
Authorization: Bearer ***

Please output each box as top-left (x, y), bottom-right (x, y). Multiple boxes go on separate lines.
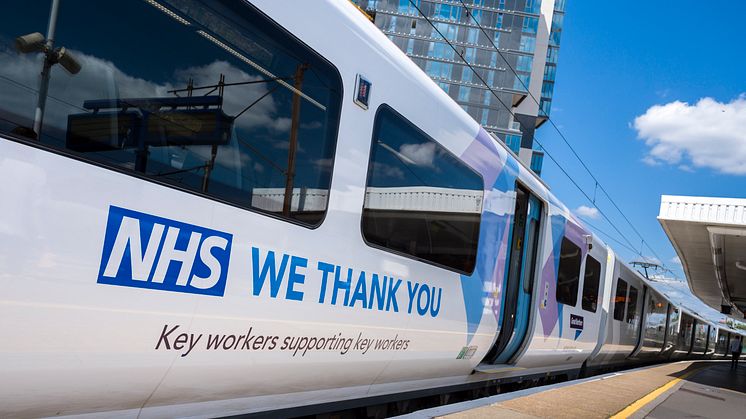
top-left (14, 0), bottom-right (82, 138)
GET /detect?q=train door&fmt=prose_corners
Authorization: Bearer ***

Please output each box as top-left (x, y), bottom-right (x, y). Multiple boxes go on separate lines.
top-left (666, 306), bottom-right (680, 358)
top-left (680, 314), bottom-right (695, 355)
top-left (484, 184), bottom-right (542, 364)
top-left (631, 285), bottom-right (649, 356)
top-left (661, 303), bottom-right (672, 354)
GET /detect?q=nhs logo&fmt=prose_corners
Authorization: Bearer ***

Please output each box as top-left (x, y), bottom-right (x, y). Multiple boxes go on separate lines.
top-left (97, 206), bottom-right (232, 296)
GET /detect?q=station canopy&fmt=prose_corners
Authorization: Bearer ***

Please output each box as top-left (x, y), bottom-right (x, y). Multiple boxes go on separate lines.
top-left (659, 195), bottom-right (746, 318)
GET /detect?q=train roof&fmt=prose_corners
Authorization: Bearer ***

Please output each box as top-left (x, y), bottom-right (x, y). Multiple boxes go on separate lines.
top-left (327, 0), bottom-right (573, 215)
top-left (266, 1), bottom-right (731, 329)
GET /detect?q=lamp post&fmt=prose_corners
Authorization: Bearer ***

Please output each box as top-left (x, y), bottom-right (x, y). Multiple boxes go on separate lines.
top-left (282, 63), bottom-right (309, 217)
top-left (15, 0), bottom-right (81, 138)
top-left (33, 0), bottom-right (60, 137)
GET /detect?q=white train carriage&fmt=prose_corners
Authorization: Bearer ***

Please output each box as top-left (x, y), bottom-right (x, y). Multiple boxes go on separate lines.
top-left (0, 0), bottom-right (742, 417)
top-left (585, 257), bottom-right (646, 369)
top-left (630, 282), bottom-right (670, 360)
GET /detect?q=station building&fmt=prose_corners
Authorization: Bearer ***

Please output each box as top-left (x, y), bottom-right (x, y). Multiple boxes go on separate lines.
top-left (659, 195), bottom-right (746, 319)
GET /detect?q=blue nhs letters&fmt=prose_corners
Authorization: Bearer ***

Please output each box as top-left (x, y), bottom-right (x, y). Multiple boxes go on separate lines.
top-left (98, 206), bottom-right (232, 296)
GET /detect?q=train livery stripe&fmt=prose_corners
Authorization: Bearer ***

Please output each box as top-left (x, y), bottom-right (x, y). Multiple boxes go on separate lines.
top-left (459, 128), bottom-right (519, 344)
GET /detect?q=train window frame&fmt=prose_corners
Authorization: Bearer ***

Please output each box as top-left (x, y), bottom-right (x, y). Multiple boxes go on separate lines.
top-left (613, 277), bottom-right (628, 321)
top-left (0, 0), bottom-right (344, 229)
top-left (555, 237), bottom-right (582, 307)
top-left (360, 104), bottom-right (484, 275)
top-left (521, 199), bottom-right (542, 295)
top-left (581, 255), bottom-right (601, 312)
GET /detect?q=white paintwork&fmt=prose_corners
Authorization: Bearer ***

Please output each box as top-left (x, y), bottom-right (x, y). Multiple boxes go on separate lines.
top-left (0, 1), bottom-right (734, 418)
top-left (517, 218), bottom-right (608, 370)
top-left (364, 187), bottom-right (483, 213)
top-left (587, 262), bottom-right (647, 367)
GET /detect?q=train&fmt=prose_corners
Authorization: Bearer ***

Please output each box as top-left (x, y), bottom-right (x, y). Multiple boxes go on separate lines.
top-left (0, 0), bottom-right (743, 417)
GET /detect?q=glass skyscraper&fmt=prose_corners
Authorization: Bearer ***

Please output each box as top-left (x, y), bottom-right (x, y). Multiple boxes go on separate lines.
top-left (352, 0), bottom-right (567, 176)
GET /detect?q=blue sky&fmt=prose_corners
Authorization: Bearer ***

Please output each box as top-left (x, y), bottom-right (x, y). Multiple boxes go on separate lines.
top-left (538, 0), bottom-right (746, 282)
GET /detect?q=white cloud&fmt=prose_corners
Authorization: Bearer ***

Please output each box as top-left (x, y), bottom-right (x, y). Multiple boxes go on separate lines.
top-left (172, 60), bottom-right (289, 133)
top-left (655, 88), bottom-right (671, 99)
top-left (670, 255), bottom-right (682, 265)
top-left (372, 161), bottom-right (404, 180)
top-left (0, 48), bottom-right (290, 135)
top-left (677, 164), bottom-right (694, 173)
top-left (301, 121), bottom-right (323, 130)
top-left (633, 95), bottom-right (746, 174)
top-left (399, 142), bottom-right (436, 167)
top-left (313, 158), bottom-right (333, 173)
top-left (574, 205), bottom-right (600, 219)
top-left (641, 155), bottom-right (661, 166)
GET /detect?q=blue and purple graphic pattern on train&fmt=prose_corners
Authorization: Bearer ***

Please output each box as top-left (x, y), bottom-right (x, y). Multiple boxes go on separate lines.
top-left (459, 128), bottom-right (591, 342)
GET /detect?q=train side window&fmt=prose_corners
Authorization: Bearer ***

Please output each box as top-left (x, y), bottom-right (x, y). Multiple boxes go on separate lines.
top-left (0, 0), bottom-right (342, 227)
top-left (581, 255), bottom-right (601, 312)
top-left (668, 307), bottom-right (679, 342)
top-left (626, 285), bottom-right (639, 324)
top-left (613, 278), bottom-right (628, 321)
top-left (556, 238), bottom-right (581, 306)
top-left (361, 105), bottom-right (483, 274)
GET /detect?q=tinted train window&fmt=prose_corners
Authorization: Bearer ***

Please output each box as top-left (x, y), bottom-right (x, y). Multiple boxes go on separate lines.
top-left (556, 238), bottom-right (581, 306)
top-left (613, 278), bottom-right (628, 321)
top-left (667, 307), bottom-right (680, 345)
top-left (644, 295), bottom-right (667, 346)
top-left (716, 332), bottom-right (723, 351)
top-left (362, 105), bottom-right (483, 274)
top-left (626, 285), bottom-right (639, 324)
top-left (680, 315), bottom-right (694, 347)
top-left (708, 326), bottom-right (716, 353)
top-left (0, 0), bottom-right (342, 226)
top-left (581, 255), bottom-right (601, 312)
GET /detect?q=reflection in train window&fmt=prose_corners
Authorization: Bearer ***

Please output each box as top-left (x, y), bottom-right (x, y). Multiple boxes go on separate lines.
top-left (708, 326), bottom-right (716, 354)
top-left (581, 255), bottom-right (601, 312)
top-left (362, 105), bottom-right (483, 274)
top-left (643, 294), bottom-right (667, 348)
top-left (613, 278), bottom-right (628, 321)
top-left (626, 285), bottom-right (638, 324)
top-left (693, 322), bottom-right (707, 352)
top-left (556, 238), bottom-right (581, 306)
top-left (0, 0), bottom-right (342, 226)
top-left (667, 307), bottom-right (680, 348)
top-left (680, 314), bottom-right (694, 349)
top-left (717, 332), bottom-right (728, 355)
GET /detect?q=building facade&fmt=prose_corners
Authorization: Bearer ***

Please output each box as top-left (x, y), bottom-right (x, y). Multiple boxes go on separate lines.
top-left (352, 0), bottom-right (567, 176)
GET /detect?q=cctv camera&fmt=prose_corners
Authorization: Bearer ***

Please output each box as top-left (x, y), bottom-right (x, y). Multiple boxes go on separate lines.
top-left (583, 234), bottom-right (593, 251)
top-left (15, 32), bottom-right (46, 53)
top-left (56, 47), bottom-right (81, 74)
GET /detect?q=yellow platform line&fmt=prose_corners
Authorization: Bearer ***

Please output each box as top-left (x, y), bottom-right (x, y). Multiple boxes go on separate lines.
top-left (609, 364), bottom-right (710, 419)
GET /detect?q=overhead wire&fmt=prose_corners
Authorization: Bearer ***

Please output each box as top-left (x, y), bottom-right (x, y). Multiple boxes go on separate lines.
top-left (456, 0), bottom-right (665, 266)
top-left (576, 216), bottom-right (644, 257)
top-left (406, 0), bottom-right (664, 265)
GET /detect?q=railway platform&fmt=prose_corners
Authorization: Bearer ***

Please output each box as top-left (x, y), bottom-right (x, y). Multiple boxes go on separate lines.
top-left (400, 361), bottom-right (746, 418)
